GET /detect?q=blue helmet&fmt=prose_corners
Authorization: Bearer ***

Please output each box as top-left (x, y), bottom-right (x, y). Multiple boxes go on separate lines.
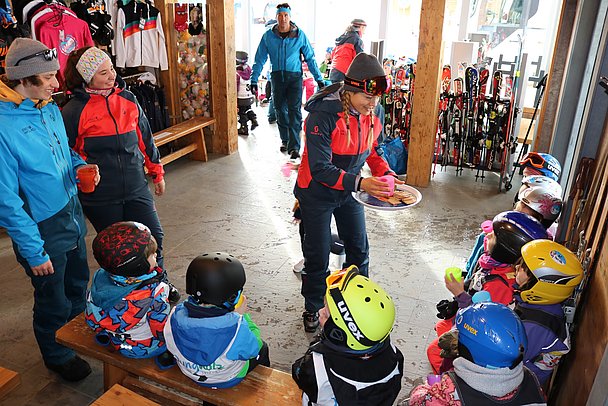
top-left (490, 211), bottom-right (548, 264)
top-left (456, 303), bottom-right (527, 369)
top-left (520, 152), bottom-right (561, 181)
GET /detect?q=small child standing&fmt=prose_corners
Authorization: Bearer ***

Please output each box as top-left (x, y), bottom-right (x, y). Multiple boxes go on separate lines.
top-left (292, 266), bottom-right (404, 405)
top-left (236, 51), bottom-right (259, 135)
top-left (514, 240), bottom-right (583, 386)
top-left (160, 252), bottom-right (270, 388)
top-left (86, 222), bottom-right (171, 358)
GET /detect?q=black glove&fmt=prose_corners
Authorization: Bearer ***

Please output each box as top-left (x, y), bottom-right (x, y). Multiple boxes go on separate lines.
top-left (436, 299), bottom-right (459, 320)
top-left (250, 83), bottom-right (258, 96)
top-left (155, 351), bottom-right (176, 370)
top-left (316, 80), bottom-right (326, 90)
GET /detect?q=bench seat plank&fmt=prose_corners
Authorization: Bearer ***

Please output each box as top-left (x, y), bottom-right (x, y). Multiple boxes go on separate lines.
top-left (57, 315), bottom-right (301, 406)
top-left (92, 383), bottom-right (160, 406)
top-left (0, 367), bottom-right (19, 399)
top-left (154, 117), bottom-right (215, 147)
top-left (154, 117), bottom-right (214, 165)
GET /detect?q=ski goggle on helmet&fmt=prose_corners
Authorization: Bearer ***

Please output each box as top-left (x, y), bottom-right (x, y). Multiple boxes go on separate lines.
top-left (456, 302), bottom-right (527, 369)
top-left (324, 265), bottom-right (395, 351)
top-left (519, 152), bottom-right (561, 182)
top-left (343, 75), bottom-right (392, 96)
top-left (519, 240), bottom-right (583, 305)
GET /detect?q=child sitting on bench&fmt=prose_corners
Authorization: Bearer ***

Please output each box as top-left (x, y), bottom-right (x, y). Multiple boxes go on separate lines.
top-left (158, 252), bottom-right (270, 388)
top-left (86, 221), bottom-right (171, 358)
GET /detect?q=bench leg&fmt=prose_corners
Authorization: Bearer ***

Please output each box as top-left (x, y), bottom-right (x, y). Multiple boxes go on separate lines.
top-left (103, 363), bottom-right (132, 391)
top-left (190, 128), bottom-right (208, 162)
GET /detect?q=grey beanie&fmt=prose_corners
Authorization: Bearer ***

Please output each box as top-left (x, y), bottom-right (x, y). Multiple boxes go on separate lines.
top-left (350, 19), bottom-right (367, 28)
top-left (5, 38), bottom-right (60, 80)
top-left (344, 53), bottom-right (385, 93)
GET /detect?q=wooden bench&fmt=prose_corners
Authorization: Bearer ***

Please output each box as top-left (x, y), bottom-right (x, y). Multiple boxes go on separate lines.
top-left (57, 314), bottom-right (301, 406)
top-left (153, 117), bottom-right (215, 165)
top-left (92, 383), bottom-right (159, 406)
top-left (0, 366), bottom-right (20, 399)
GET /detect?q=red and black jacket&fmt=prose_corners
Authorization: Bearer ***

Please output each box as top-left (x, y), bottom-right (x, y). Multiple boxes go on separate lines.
top-left (61, 77), bottom-right (164, 206)
top-left (331, 30), bottom-right (364, 76)
top-left (295, 84), bottom-right (392, 204)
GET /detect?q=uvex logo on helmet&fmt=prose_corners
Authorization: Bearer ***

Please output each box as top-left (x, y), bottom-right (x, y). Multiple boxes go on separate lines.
top-left (337, 300), bottom-right (364, 340)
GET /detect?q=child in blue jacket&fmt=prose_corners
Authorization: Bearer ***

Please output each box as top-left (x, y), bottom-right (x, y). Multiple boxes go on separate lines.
top-left (159, 252), bottom-right (270, 388)
top-left (86, 221), bottom-right (171, 358)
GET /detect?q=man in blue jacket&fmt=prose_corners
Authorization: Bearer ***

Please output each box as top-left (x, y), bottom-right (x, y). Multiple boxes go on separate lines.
top-left (0, 38), bottom-right (99, 382)
top-left (251, 3), bottom-right (325, 159)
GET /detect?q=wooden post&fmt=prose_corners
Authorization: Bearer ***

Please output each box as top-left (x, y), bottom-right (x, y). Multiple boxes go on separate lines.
top-left (208, 0), bottom-right (238, 154)
top-left (407, 0), bottom-right (446, 187)
top-left (533, 0), bottom-right (577, 152)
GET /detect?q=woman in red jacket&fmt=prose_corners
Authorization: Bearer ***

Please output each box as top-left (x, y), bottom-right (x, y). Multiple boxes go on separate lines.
top-left (294, 53), bottom-right (398, 332)
top-left (61, 46), bottom-right (178, 302)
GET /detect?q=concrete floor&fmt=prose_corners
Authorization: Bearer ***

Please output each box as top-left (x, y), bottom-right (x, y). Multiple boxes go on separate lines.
top-left (0, 108), bottom-right (517, 405)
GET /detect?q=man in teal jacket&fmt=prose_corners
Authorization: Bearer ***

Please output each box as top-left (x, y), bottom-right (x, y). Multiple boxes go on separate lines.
top-left (251, 3), bottom-right (324, 159)
top-left (0, 38), bottom-right (99, 382)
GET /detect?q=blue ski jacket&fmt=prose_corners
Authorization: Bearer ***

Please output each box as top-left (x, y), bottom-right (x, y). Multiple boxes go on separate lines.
top-left (0, 80), bottom-right (86, 267)
top-left (251, 22), bottom-right (323, 85)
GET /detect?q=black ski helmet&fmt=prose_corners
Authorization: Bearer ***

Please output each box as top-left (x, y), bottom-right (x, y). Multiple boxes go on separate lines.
top-left (186, 252), bottom-right (246, 308)
top-left (236, 51), bottom-right (248, 65)
top-left (490, 211), bottom-right (548, 264)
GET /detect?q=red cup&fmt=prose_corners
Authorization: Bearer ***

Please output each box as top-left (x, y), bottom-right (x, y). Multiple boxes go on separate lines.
top-left (77, 167), bottom-right (97, 193)
top-left (378, 175), bottom-right (395, 196)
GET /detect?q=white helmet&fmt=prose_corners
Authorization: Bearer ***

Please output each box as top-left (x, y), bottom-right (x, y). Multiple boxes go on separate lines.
top-left (518, 185), bottom-right (563, 227)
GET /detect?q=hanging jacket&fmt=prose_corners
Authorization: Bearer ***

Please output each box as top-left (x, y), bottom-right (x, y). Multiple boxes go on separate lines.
top-left (330, 30), bottom-right (364, 76)
top-left (61, 76), bottom-right (164, 206)
top-left (31, 3), bottom-right (94, 85)
top-left (114, 1), bottom-right (168, 70)
top-left (0, 80), bottom-right (86, 267)
top-left (514, 295), bottom-right (570, 385)
top-left (163, 298), bottom-right (264, 388)
top-left (295, 84), bottom-right (392, 204)
top-left (85, 267), bottom-right (170, 358)
top-left (292, 338), bottom-right (403, 406)
top-left (250, 22), bottom-right (323, 85)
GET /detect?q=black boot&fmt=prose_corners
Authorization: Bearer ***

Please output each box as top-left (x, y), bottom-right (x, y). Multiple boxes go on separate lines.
top-left (238, 126), bottom-right (249, 136)
top-left (251, 119), bottom-right (259, 130)
top-left (45, 355), bottom-right (92, 382)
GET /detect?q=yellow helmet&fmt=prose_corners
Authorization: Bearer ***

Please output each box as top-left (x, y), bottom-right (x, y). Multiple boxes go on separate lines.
top-left (324, 266), bottom-right (395, 351)
top-left (520, 240), bottom-right (583, 304)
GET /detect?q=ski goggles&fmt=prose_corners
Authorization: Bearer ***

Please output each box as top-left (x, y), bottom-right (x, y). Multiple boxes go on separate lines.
top-left (326, 265), bottom-right (359, 292)
top-left (344, 75), bottom-right (392, 96)
top-left (519, 152), bottom-right (546, 169)
top-left (16, 48), bottom-right (57, 66)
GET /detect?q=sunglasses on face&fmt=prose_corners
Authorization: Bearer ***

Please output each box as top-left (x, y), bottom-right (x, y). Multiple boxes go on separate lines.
top-left (519, 152), bottom-right (545, 169)
top-left (16, 48), bottom-right (57, 66)
top-left (344, 75), bottom-right (392, 96)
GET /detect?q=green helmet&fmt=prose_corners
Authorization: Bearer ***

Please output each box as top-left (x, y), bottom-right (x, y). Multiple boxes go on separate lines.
top-left (324, 266), bottom-right (395, 351)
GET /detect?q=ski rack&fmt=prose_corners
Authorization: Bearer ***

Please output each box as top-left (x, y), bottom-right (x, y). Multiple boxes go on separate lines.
top-left (430, 64), bottom-right (515, 189)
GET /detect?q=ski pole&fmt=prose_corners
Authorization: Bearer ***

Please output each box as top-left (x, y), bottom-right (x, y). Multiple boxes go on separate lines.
top-left (505, 74), bottom-right (547, 190)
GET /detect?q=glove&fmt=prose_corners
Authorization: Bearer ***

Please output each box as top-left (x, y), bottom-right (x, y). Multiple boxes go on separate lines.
top-left (438, 330), bottom-right (459, 359)
top-left (316, 80), bottom-right (326, 90)
top-left (250, 83), bottom-right (258, 96)
top-left (436, 299), bottom-right (459, 320)
top-left (155, 351), bottom-right (176, 370)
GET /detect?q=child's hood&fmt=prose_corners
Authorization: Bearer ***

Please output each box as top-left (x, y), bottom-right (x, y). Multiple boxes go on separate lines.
top-left (169, 305), bottom-right (257, 365)
top-left (89, 268), bottom-right (159, 309)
